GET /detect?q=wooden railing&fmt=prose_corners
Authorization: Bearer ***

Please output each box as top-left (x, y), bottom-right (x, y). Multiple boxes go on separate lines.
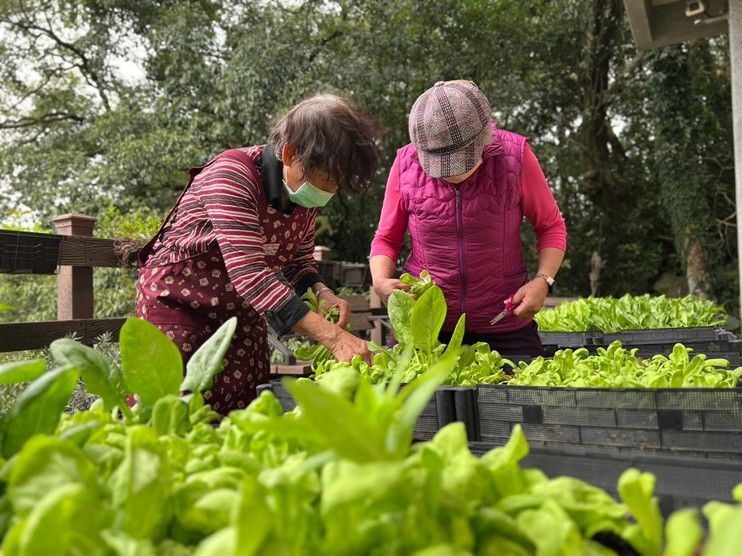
top-left (0, 214), bottom-right (132, 352)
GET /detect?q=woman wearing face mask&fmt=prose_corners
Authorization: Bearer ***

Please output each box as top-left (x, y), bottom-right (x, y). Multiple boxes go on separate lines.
top-left (370, 80), bottom-right (566, 356)
top-left (136, 93), bottom-right (378, 414)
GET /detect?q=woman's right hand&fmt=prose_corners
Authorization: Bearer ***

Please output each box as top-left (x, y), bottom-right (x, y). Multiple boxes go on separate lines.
top-left (373, 278), bottom-right (410, 305)
top-left (328, 329), bottom-right (373, 364)
top-left (293, 308), bottom-right (372, 364)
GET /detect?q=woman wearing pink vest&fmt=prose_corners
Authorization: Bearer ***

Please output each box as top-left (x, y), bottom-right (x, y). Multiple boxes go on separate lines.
top-left (136, 93), bottom-right (377, 414)
top-left (370, 81), bottom-right (567, 356)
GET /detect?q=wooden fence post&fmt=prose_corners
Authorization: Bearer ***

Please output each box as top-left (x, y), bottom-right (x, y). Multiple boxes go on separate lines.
top-left (52, 214), bottom-right (96, 320)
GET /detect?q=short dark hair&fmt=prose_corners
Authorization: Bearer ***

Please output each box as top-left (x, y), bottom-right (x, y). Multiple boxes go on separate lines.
top-left (269, 93), bottom-right (380, 192)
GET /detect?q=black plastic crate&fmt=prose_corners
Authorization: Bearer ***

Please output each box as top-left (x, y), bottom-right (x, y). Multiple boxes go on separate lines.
top-left (0, 230), bottom-right (61, 274)
top-left (469, 441), bottom-right (741, 515)
top-left (539, 327), bottom-right (734, 350)
top-left (472, 385), bottom-right (742, 459)
top-left (537, 335), bottom-right (742, 367)
top-left (257, 379), bottom-right (457, 440)
top-left (600, 326), bottom-right (732, 346)
top-left (539, 331), bottom-right (600, 348)
top-left (625, 338), bottom-right (737, 355)
top-left (632, 348), bottom-right (742, 367)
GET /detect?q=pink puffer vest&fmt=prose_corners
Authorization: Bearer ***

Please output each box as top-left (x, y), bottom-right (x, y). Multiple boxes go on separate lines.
top-left (398, 126), bottom-right (530, 333)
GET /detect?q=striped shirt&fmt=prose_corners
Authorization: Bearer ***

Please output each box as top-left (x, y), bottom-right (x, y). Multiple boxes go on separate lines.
top-left (145, 145), bottom-right (320, 318)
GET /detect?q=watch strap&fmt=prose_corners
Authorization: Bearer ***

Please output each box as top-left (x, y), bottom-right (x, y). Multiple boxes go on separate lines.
top-left (535, 273), bottom-right (555, 287)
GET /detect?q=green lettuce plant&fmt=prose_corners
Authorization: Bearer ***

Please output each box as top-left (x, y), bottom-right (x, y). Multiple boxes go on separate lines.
top-left (312, 275), bottom-right (741, 389)
top-left (535, 295), bottom-right (726, 332)
top-left (510, 342), bottom-right (742, 388)
top-left (0, 314), bottom-right (739, 554)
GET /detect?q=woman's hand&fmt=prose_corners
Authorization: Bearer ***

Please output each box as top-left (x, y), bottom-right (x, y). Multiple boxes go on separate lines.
top-left (373, 278), bottom-right (410, 305)
top-left (318, 289), bottom-right (351, 328)
top-left (511, 279), bottom-right (549, 319)
top-left (327, 328), bottom-right (373, 364)
top-left (295, 311), bottom-right (373, 364)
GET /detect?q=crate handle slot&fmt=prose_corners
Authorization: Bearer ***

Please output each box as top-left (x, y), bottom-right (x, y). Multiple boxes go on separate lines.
top-left (522, 405), bottom-right (544, 424)
top-left (657, 409), bottom-right (684, 430)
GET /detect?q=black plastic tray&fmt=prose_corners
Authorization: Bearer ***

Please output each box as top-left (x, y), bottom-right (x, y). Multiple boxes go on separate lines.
top-left (537, 329), bottom-right (742, 368)
top-left (470, 385), bottom-right (742, 459)
top-left (601, 326), bottom-right (733, 346)
top-left (632, 348), bottom-right (742, 368)
top-left (615, 338), bottom-right (740, 354)
top-left (539, 331), bottom-right (600, 348)
top-left (257, 379), bottom-right (457, 440)
top-left (469, 441), bottom-right (741, 515)
top-left (540, 327), bottom-right (733, 349)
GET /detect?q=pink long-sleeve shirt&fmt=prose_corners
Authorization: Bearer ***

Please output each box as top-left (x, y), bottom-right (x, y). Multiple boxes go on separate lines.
top-left (370, 143), bottom-right (567, 262)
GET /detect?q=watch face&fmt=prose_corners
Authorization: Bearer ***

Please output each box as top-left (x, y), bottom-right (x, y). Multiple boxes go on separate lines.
top-left (539, 274), bottom-right (554, 286)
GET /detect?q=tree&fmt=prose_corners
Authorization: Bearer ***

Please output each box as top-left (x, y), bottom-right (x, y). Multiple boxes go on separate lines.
top-left (649, 40), bottom-right (736, 303)
top-left (0, 0), bottom-right (736, 311)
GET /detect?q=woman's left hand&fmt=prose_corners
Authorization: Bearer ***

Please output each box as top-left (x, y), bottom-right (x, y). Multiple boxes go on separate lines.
top-left (510, 279), bottom-right (549, 319)
top-left (318, 289), bottom-right (351, 328)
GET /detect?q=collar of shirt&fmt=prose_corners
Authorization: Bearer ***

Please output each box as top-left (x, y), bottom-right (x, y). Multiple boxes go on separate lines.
top-left (260, 142), bottom-right (297, 215)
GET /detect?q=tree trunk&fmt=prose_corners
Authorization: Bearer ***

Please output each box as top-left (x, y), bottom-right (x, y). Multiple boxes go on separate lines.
top-left (650, 45), bottom-right (718, 301)
top-left (577, 0), bottom-right (636, 292)
top-left (589, 250), bottom-right (607, 296)
top-left (684, 232), bottom-right (712, 298)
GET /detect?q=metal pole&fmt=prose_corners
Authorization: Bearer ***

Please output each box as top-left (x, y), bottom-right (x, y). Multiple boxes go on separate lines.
top-left (731, 0), bottom-right (742, 320)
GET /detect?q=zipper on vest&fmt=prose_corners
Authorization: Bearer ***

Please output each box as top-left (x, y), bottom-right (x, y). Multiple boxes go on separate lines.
top-left (455, 188), bottom-right (467, 317)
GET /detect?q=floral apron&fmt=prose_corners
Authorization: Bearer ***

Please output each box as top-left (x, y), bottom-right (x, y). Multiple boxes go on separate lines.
top-left (136, 149), bottom-right (288, 414)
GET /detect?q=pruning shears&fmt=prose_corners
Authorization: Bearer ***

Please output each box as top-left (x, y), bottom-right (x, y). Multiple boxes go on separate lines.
top-left (490, 297), bottom-right (520, 325)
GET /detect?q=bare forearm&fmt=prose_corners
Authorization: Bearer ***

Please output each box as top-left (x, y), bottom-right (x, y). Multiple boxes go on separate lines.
top-left (370, 254), bottom-right (397, 286)
top-left (537, 248), bottom-right (565, 279)
top-left (512, 248), bottom-right (565, 318)
top-left (292, 303), bottom-right (370, 363)
top-left (293, 311), bottom-right (341, 348)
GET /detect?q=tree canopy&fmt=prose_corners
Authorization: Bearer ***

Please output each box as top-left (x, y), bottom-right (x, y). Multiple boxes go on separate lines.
top-left (0, 0), bottom-right (736, 310)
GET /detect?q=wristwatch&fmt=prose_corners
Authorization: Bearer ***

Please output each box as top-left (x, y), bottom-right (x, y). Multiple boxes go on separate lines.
top-left (535, 273), bottom-right (555, 292)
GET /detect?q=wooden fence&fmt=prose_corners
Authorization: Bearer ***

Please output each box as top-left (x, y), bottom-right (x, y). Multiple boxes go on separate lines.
top-left (0, 214), bottom-right (130, 352)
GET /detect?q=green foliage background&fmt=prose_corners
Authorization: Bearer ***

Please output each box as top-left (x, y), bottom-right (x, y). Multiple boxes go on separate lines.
top-left (0, 0), bottom-right (737, 317)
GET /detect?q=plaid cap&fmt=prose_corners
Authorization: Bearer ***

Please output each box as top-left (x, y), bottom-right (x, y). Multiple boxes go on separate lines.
top-left (409, 80), bottom-right (493, 178)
